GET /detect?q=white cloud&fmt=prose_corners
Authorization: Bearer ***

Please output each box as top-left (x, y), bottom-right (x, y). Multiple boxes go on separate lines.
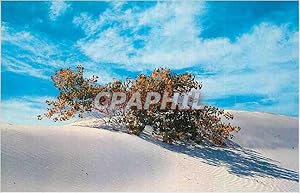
top-left (195, 24), bottom-right (298, 116)
top-left (195, 24), bottom-right (298, 111)
top-left (1, 2), bottom-right (298, 117)
top-left (72, 2), bottom-right (298, 115)
top-left (1, 24), bottom-right (56, 59)
top-left (2, 24), bottom-right (56, 78)
top-left (77, 28), bottom-right (135, 65)
top-left (49, 0), bottom-right (70, 21)
top-left (74, 2), bottom-right (206, 69)
top-left (2, 56), bottom-right (49, 79)
top-left (74, 3), bottom-right (297, 71)
top-left (1, 23), bottom-right (80, 79)
top-left (78, 61), bottom-right (122, 85)
top-left (2, 22), bottom-right (119, 83)
top-left (0, 96), bottom-right (63, 125)
top-left (199, 68), bottom-right (298, 98)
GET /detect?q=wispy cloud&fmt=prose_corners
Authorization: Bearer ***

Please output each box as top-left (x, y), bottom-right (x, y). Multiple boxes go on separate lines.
top-left (0, 96), bottom-right (60, 125)
top-left (195, 24), bottom-right (298, 116)
top-left (196, 23), bottom-right (298, 94)
top-left (1, 23), bottom-right (65, 79)
top-left (72, 2), bottom-right (298, 116)
top-left (74, 2), bottom-right (206, 69)
top-left (2, 21), bottom-right (121, 84)
top-left (1, 1), bottom-right (298, 118)
top-left (74, 2), bottom-right (297, 71)
top-left (49, 0), bottom-right (70, 21)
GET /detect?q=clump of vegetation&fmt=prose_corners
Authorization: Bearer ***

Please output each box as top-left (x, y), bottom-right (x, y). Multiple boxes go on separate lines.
top-left (38, 65), bottom-right (240, 146)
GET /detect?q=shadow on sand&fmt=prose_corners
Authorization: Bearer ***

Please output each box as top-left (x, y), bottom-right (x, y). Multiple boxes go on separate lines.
top-left (139, 133), bottom-right (299, 182)
top-left (75, 123), bottom-right (299, 182)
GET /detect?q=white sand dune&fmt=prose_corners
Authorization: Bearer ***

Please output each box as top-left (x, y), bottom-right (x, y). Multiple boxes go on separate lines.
top-left (1, 110), bottom-right (299, 191)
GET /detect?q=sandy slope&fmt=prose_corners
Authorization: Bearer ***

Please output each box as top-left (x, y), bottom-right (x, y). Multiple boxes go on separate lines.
top-left (1, 111), bottom-right (299, 191)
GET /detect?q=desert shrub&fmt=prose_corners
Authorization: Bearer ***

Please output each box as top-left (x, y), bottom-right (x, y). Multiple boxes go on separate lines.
top-left (39, 66), bottom-right (240, 146)
top-left (122, 69), bottom-right (239, 146)
top-left (37, 65), bottom-right (103, 121)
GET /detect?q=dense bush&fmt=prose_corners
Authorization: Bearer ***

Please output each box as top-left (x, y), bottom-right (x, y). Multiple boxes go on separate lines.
top-left (39, 65), bottom-right (240, 146)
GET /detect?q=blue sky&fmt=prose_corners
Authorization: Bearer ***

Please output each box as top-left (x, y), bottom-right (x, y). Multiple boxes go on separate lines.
top-left (1, 1), bottom-right (299, 125)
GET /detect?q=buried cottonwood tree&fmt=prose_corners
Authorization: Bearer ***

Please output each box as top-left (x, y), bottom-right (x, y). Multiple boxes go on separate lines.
top-left (38, 65), bottom-right (240, 146)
